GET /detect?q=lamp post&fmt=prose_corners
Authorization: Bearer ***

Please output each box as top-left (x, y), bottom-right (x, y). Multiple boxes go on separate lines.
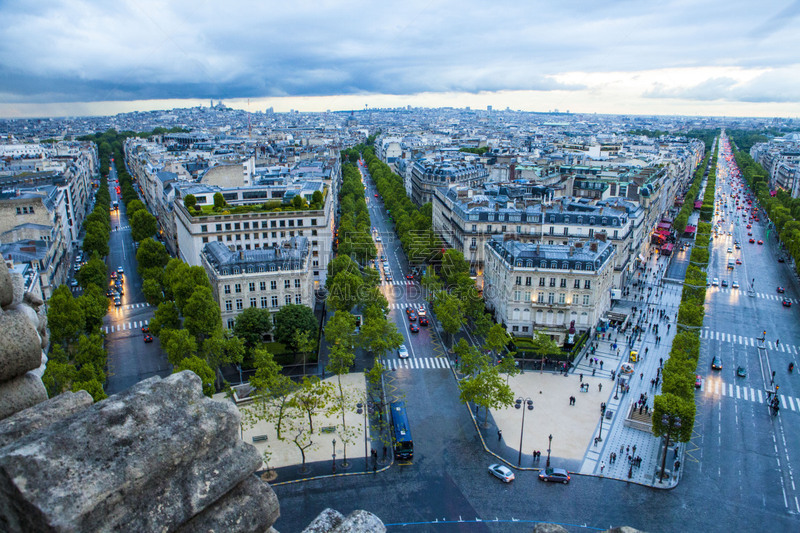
top-left (659, 414), bottom-right (681, 483)
top-left (332, 439), bottom-right (337, 474)
top-left (597, 403), bottom-right (606, 443)
top-left (514, 397), bottom-right (534, 466)
top-left (546, 434), bottom-right (553, 467)
top-left (614, 378), bottom-right (620, 400)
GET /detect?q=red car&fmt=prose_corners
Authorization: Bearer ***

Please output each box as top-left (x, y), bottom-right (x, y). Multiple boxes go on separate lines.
top-left (746, 224), bottom-right (751, 229)
top-left (749, 238), bottom-right (755, 243)
top-left (735, 259), bottom-right (742, 265)
top-left (374, 194), bottom-right (379, 198)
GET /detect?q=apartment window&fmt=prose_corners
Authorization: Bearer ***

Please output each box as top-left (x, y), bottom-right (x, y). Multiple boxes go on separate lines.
top-left (280, 231), bottom-right (286, 238)
top-left (312, 229), bottom-right (318, 236)
top-left (243, 222), bottom-right (249, 229)
top-left (261, 296), bottom-right (268, 308)
top-left (549, 278), bottom-right (556, 287)
top-left (284, 280), bottom-right (291, 289)
top-left (525, 277), bottom-right (532, 286)
top-left (522, 326), bottom-right (529, 333)
top-left (226, 235), bottom-right (233, 241)
top-left (548, 293), bottom-right (555, 304)
top-left (250, 297), bottom-right (257, 308)
top-left (589, 228), bottom-right (594, 237)
top-left (227, 318), bottom-right (235, 329)
top-left (487, 225), bottom-right (492, 233)
top-left (501, 225), bottom-right (507, 233)
top-left (297, 219), bottom-right (304, 227)
top-left (245, 282), bottom-right (253, 292)
top-left (613, 230), bottom-right (619, 238)
top-left (28, 207), bottom-right (34, 214)
top-left (271, 232), bottom-right (277, 238)
top-left (262, 221), bottom-right (269, 229)
top-left (471, 224), bottom-right (477, 232)
top-left (260, 281), bottom-right (267, 291)
top-left (560, 279), bottom-right (567, 288)
top-left (217, 236), bottom-right (223, 242)
top-left (574, 279), bottom-right (581, 289)
top-left (225, 300), bottom-right (233, 311)
top-left (563, 227), bottom-right (569, 236)
top-left (311, 218), bottom-right (317, 225)
top-left (516, 226), bottom-right (522, 234)
top-left (285, 295), bottom-right (292, 305)
top-left (202, 237), bottom-right (209, 243)
top-left (313, 260), bottom-right (319, 267)
top-left (15, 207), bottom-right (21, 214)
top-left (549, 226), bottom-right (554, 235)
top-left (514, 291), bottom-right (521, 301)
top-left (515, 276), bottom-right (522, 286)
top-left (271, 220), bottom-right (277, 228)
top-left (512, 326), bottom-right (519, 332)
top-left (279, 220), bottom-right (285, 228)
top-left (295, 294), bottom-right (302, 304)
top-left (271, 280), bottom-right (277, 290)
top-left (583, 295), bottom-right (590, 305)
top-left (224, 284), bottom-right (231, 294)
top-left (235, 299), bottom-right (243, 310)
top-left (538, 293), bottom-right (545, 303)
top-left (524, 291), bottom-right (531, 302)
top-left (558, 293), bottom-right (566, 304)
top-left (584, 280), bottom-right (591, 289)
top-left (235, 283), bottom-right (242, 293)
top-left (225, 223), bottom-right (231, 230)
top-left (294, 279), bottom-right (301, 288)
top-left (271, 295), bottom-right (279, 307)
top-left (235, 234), bottom-right (242, 241)
top-left (216, 224), bottom-right (222, 231)
top-left (201, 225), bottom-right (208, 232)
top-left (244, 233), bottom-right (250, 240)
top-left (288, 220), bottom-right (294, 227)
top-left (539, 277), bottom-right (546, 287)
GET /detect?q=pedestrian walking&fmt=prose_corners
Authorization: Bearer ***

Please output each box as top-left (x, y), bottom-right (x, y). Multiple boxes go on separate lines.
top-left (659, 357), bottom-right (663, 367)
top-left (632, 445), bottom-right (636, 455)
top-left (498, 429), bottom-right (502, 441)
top-left (592, 368), bottom-right (596, 377)
top-left (640, 373), bottom-right (643, 381)
top-left (600, 461), bottom-right (605, 474)
top-left (580, 373), bottom-right (583, 382)
top-left (600, 360), bottom-right (604, 370)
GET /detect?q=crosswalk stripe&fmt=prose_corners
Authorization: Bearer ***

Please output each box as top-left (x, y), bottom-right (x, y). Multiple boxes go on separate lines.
top-left (781, 395), bottom-right (787, 409)
top-left (757, 390), bottom-right (763, 403)
top-left (736, 385), bottom-right (740, 399)
top-left (788, 397), bottom-right (796, 411)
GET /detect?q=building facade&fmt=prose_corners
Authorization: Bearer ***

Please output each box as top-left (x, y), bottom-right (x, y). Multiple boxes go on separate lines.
top-left (201, 238), bottom-right (313, 331)
top-left (483, 236), bottom-right (615, 343)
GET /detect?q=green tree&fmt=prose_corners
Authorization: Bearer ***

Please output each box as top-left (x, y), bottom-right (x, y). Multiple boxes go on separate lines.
top-left (72, 378), bottom-right (107, 402)
top-left (291, 194), bottom-right (308, 209)
top-left (126, 199), bottom-right (146, 218)
top-left (47, 286), bottom-right (86, 346)
top-left (455, 338), bottom-right (489, 377)
top-left (83, 226), bottom-right (110, 258)
top-left (326, 343), bottom-right (357, 465)
top-left (74, 333), bottom-right (107, 370)
top-left (182, 286), bottom-right (221, 342)
top-left (171, 264), bottom-right (212, 313)
top-left (274, 304), bottom-right (317, 353)
top-left (233, 307), bottom-right (274, 351)
top-left (42, 352), bottom-right (77, 398)
top-left (183, 194), bottom-right (197, 211)
top-left (200, 329), bottom-right (245, 389)
top-left (150, 301), bottom-right (181, 336)
top-left (311, 190), bottom-right (323, 208)
top-left (357, 308), bottom-right (403, 359)
top-left (652, 393), bottom-right (695, 443)
top-left (136, 238), bottom-right (170, 272)
top-left (77, 283), bottom-right (109, 333)
top-left (327, 255), bottom-right (360, 280)
top-left (130, 209), bottom-right (158, 242)
top-left (142, 278), bottom-right (163, 306)
top-left (160, 328), bottom-right (198, 366)
top-left (174, 356), bottom-right (216, 397)
top-left (529, 332), bottom-right (561, 370)
top-left (247, 346), bottom-right (298, 439)
top-left (441, 249), bottom-right (470, 284)
top-left (458, 366), bottom-right (514, 427)
top-left (325, 310), bottom-right (358, 349)
top-left (77, 253), bottom-right (107, 289)
top-left (434, 293), bottom-right (466, 350)
top-left (213, 192), bottom-right (226, 209)
top-left (326, 270), bottom-right (364, 312)
top-left (292, 376), bottom-right (333, 433)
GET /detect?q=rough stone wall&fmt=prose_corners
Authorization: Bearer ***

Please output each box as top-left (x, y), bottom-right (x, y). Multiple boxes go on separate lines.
top-left (0, 260), bottom-right (49, 421)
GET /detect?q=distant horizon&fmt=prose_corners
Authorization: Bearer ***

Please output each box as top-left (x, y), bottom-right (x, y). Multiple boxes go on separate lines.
top-left (1, 91), bottom-right (798, 122)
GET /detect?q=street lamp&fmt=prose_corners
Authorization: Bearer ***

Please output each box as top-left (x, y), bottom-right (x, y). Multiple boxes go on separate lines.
top-left (546, 434), bottom-right (553, 467)
top-left (332, 438), bottom-right (337, 474)
top-left (597, 403), bottom-right (607, 443)
top-left (614, 378), bottom-right (620, 400)
top-left (514, 397), bottom-right (533, 466)
top-left (659, 414), bottom-right (681, 483)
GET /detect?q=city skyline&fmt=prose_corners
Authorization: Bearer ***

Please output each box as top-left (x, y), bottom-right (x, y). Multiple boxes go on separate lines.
top-left (1, 0), bottom-right (800, 118)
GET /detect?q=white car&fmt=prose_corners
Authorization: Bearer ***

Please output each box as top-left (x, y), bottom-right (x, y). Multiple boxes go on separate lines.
top-left (398, 345), bottom-right (409, 359)
top-left (711, 278), bottom-right (719, 286)
top-left (417, 305), bottom-right (426, 317)
top-left (376, 235), bottom-right (382, 242)
top-left (732, 280), bottom-right (739, 289)
top-left (488, 464), bottom-right (515, 483)
top-left (117, 266), bottom-right (124, 273)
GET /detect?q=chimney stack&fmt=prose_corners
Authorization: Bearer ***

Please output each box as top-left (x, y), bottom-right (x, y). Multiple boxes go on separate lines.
top-left (590, 241), bottom-right (598, 252)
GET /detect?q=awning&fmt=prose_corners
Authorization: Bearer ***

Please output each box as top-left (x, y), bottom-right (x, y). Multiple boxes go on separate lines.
top-left (694, 201), bottom-right (703, 209)
top-left (661, 243), bottom-right (674, 251)
top-left (657, 222), bottom-right (671, 231)
top-left (684, 225), bottom-right (697, 234)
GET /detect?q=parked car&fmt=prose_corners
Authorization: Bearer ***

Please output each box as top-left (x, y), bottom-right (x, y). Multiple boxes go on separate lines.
top-left (695, 375), bottom-right (703, 388)
top-left (711, 278), bottom-right (719, 286)
top-left (488, 464), bottom-right (515, 483)
top-left (539, 467), bottom-right (570, 484)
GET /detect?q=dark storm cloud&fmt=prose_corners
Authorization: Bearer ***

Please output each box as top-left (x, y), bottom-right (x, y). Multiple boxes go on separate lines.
top-left (0, 0), bottom-right (797, 105)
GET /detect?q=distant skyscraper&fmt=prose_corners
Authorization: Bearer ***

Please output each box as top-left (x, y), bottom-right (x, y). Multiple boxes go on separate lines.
top-left (487, 105), bottom-right (493, 112)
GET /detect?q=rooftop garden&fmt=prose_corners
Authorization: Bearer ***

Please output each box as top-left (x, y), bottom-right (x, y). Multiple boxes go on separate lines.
top-left (183, 190), bottom-right (325, 217)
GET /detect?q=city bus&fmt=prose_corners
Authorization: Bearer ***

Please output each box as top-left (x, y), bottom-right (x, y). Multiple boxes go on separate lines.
top-left (390, 401), bottom-right (413, 461)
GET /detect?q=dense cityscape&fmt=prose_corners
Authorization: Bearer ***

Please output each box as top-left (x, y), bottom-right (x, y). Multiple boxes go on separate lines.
top-left (2, 1), bottom-right (800, 532)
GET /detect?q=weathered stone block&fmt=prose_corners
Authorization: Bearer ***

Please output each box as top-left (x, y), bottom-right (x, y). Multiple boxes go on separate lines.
top-left (0, 309), bottom-right (44, 383)
top-left (332, 510), bottom-right (385, 533)
top-left (177, 476), bottom-right (280, 533)
top-left (302, 508), bottom-right (344, 533)
top-left (0, 260), bottom-right (12, 308)
top-left (0, 371), bottom-right (262, 533)
top-left (0, 372), bottom-right (48, 421)
top-left (0, 390), bottom-right (92, 449)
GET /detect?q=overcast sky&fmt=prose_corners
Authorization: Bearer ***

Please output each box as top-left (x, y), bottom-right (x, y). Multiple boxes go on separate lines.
top-left (1, 0), bottom-right (800, 118)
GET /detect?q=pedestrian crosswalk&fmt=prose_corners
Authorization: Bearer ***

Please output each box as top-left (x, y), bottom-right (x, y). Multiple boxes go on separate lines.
top-left (381, 357), bottom-right (451, 370)
top-left (700, 329), bottom-right (799, 354)
top-left (381, 280), bottom-right (419, 287)
top-left (702, 380), bottom-right (800, 412)
top-left (389, 303), bottom-right (426, 311)
top-left (712, 288), bottom-right (796, 303)
top-left (104, 319), bottom-right (149, 334)
top-left (118, 302), bottom-right (151, 310)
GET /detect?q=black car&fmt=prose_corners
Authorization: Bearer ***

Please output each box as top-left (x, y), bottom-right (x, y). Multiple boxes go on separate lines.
top-left (711, 356), bottom-right (722, 370)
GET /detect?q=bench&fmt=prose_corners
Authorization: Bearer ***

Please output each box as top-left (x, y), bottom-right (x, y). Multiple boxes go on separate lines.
top-left (252, 435), bottom-right (268, 443)
top-left (320, 426), bottom-right (336, 434)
